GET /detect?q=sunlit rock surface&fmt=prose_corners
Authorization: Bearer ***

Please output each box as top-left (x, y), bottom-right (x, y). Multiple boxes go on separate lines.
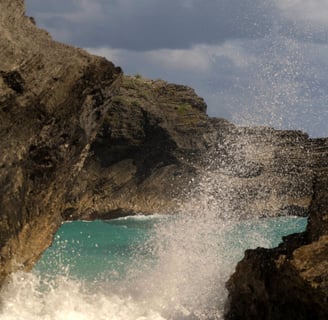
top-left (225, 143), bottom-right (328, 320)
top-left (1, 3), bottom-right (328, 315)
top-left (0, 0), bottom-right (121, 285)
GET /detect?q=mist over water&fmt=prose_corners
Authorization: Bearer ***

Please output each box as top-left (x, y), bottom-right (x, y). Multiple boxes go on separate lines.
top-left (0, 171), bottom-right (307, 320)
top-left (2, 2), bottom-right (322, 319)
top-left (0, 133), bottom-right (308, 320)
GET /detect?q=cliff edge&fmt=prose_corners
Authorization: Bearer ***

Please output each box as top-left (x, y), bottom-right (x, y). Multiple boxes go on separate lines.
top-left (1, 2), bottom-right (328, 316)
top-left (0, 0), bottom-right (121, 285)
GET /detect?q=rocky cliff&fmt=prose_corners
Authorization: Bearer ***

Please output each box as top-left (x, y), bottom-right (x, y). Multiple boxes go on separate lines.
top-left (0, 1), bottom-right (328, 315)
top-left (0, 0), bottom-right (121, 286)
top-left (63, 75), bottom-right (230, 219)
top-left (62, 75), bottom-right (318, 221)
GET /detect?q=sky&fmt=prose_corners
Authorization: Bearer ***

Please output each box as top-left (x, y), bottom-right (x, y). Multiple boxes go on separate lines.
top-left (25, 0), bottom-right (328, 137)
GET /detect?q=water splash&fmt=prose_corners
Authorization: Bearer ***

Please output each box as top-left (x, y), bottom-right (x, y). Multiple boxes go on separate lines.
top-left (0, 137), bottom-right (309, 319)
top-left (220, 1), bottom-right (328, 137)
top-left (0, 272), bottom-right (166, 320)
top-left (0, 166), bottom-right (307, 320)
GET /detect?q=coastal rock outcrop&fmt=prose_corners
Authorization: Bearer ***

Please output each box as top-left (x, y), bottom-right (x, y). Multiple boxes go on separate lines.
top-left (225, 139), bottom-right (328, 319)
top-left (0, 0), bottom-right (121, 285)
top-left (63, 75), bottom-right (231, 219)
top-left (67, 89), bottom-right (318, 220)
top-left (1, 4), bottom-right (328, 316)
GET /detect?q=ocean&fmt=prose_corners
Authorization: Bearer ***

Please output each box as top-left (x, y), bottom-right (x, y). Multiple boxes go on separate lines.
top-left (0, 214), bottom-right (307, 320)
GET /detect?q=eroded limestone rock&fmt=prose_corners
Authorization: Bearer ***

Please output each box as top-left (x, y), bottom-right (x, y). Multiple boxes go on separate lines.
top-left (0, 0), bottom-right (121, 285)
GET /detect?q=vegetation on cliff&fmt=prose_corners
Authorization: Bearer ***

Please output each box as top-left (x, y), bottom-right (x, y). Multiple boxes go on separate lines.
top-left (0, 1), bottom-right (327, 318)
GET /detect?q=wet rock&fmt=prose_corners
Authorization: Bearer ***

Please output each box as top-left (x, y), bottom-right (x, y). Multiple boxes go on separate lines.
top-left (225, 145), bottom-right (328, 319)
top-left (1, 1), bottom-right (328, 304)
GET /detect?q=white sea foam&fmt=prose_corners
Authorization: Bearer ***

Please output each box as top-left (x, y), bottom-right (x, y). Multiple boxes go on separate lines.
top-left (0, 209), bottom-right (306, 320)
top-left (114, 214), bottom-right (166, 221)
top-left (0, 152), bottom-right (307, 320)
top-left (0, 213), bottom-right (280, 320)
top-left (0, 148), bottom-right (307, 320)
top-left (1, 272), bottom-right (167, 320)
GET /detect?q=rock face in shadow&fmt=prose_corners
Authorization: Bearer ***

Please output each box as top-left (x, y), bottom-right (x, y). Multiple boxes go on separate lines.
top-left (70, 76), bottom-right (312, 220)
top-left (0, 0), bottom-right (121, 285)
top-left (1, 3), bottom-right (328, 312)
top-left (225, 140), bottom-right (328, 320)
top-left (66, 84), bottom-right (319, 220)
top-left (63, 76), bottom-right (231, 219)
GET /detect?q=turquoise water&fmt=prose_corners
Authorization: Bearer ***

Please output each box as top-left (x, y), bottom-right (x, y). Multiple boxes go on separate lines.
top-left (34, 216), bottom-right (163, 280)
top-left (35, 215), bottom-right (307, 282)
top-left (1, 215), bottom-right (307, 320)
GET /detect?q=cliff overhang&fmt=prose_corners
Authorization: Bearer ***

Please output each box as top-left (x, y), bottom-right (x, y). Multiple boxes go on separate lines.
top-left (0, 2), bottom-right (327, 317)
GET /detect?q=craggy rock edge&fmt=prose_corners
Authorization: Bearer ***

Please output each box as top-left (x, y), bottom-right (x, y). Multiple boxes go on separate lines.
top-left (0, 2), bottom-right (327, 316)
top-left (225, 162), bottom-right (328, 319)
top-left (0, 0), bottom-right (122, 286)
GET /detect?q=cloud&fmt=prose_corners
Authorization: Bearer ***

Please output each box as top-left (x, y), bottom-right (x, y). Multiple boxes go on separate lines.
top-left (87, 42), bottom-right (256, 74)
top-left (26, 0), bottom-right (328, 50)
top-left (26, 0), bottom-right (328, 137)
top-left (26, 0), bottom-right (273, 50)
top-left (275, 0), bottom-right (328, 27)
top-left (86, 34), bottom-right (328, 137)
top-left (146, 42), bottom-right (256, 72)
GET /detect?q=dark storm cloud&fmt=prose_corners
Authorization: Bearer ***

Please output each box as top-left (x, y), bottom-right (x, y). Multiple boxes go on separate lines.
top-left (26, 0), bottom-right (273, 50)
top-left (25, 0), bottom-right (328, 137)
top-left (25, 0), bottom-right (78, 15)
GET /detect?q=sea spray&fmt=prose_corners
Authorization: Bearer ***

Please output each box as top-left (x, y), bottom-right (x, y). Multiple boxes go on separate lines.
top-left (1, 271), bottom-right (166, 320)
top-left (0, 145), bottom-right (308, 319)
top-left (0, 129), bottom-right (309, 319)
top-left (0, 213), bottom-right (306, 319)
top-left (123, 165), bottom-right (273, 319)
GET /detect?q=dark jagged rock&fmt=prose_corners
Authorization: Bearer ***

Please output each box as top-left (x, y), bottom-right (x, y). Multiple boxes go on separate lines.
top-left (1, 4), bottom-right (328, 315)
top-left (225, 139), bottom-right (328, 320)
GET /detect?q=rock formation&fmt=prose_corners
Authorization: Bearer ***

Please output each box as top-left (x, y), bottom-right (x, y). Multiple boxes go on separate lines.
top-left (62, 75), bottom-right (318, 221)
top-left (225, 139), bottom-right (328, 319)
top-left (63, 75), bottom-right (230, 219)
top-left (0, 0), bottom-right (121, 286)
top-left (0, 2), bottom-right (328, 316)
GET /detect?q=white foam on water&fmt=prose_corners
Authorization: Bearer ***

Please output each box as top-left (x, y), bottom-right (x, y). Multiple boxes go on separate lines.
top-left (0, 158), bottom-right (305, 320)
top-left (1, 272), bottom-right (167, 320)
top-left (114, 214), bottom-right (166, 221)
top-left (0, 119), bottom-right (308, 320)
top-left (0, 207), bottom-right (278, 320)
